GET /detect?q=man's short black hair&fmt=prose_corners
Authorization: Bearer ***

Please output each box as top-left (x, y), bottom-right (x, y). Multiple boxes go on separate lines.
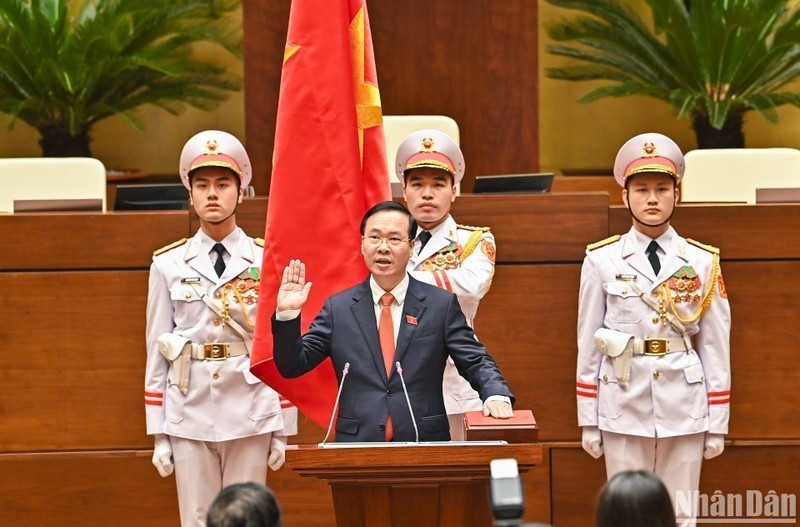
top-left (360, 200), bottom-right (417, 240)
top-left (206, 482), bottom-right (281, 527)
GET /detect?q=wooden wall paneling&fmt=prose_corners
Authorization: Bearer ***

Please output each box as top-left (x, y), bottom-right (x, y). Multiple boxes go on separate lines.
top-left (549, 446), bottom-right (607, 526)
top-left (450, 194), bottom-right (609, 263)
top-left (551, 177), bottom-right (623, 204)
top-left (369, 0), bottom-right (539, 191)
top-left (227, 193), bottom-right (610, 265)
top-left (478, 265), bottom-right (582, 442)
top-left (722, 261), bottom-right (800, 439)
top-left (0, 271), bottom-right (151, 451)
top-left (242, 0), bottom-right (289, 195)
top-left (0, 212), bottom-right (189, 270)
top-left (550, 445), bottom-right (800, 526)
top-left (242, 1), bottom-right (539, 194)
top-left (0, 452), bottom-right (179, 527)
top-left (610, 204), bottom-right (800, 259)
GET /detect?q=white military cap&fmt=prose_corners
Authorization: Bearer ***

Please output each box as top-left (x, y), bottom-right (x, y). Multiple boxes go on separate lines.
top-left (613, 132), bottom-right (685, 187)
top-left (395, 129), bottom-right (465, 184)
top-left (179, 130), bottom-right (252, 190)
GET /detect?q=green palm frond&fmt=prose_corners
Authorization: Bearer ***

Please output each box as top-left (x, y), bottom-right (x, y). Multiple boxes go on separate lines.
top-left (0, 0), bottom-right (241, 152)
top-left (544, 0), bottom-right (800, 130)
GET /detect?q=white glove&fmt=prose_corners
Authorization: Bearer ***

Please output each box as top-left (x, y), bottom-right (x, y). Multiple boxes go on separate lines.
top-left (267, 435), bottom-right (288, 471)
top-left (152, 434), bottom-right (174, 477)
top-left (703, 433), bottom-right (725, 460)
top-left (581, 426), bottom-right (604, 459)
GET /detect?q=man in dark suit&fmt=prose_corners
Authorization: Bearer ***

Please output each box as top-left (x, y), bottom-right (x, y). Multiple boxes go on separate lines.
top-left (272, 201), bottom-right (514, 442)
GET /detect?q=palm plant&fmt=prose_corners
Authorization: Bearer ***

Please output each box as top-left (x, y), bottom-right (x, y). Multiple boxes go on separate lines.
top-left (0, 0), bottom-right (242, 157)
top-left (544, 0), bottom-right (800, 148)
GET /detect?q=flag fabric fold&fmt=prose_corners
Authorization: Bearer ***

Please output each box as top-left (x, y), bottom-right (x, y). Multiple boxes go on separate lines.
top-left (250, 0), bottom-right (390, 429)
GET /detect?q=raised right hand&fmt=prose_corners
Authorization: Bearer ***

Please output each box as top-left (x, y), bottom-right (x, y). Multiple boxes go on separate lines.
top-left (276, 259), bottom-right (313, 312)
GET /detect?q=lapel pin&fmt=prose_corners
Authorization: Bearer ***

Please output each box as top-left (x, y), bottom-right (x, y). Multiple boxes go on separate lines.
top-left (406, 315), bottom-right (418, 326)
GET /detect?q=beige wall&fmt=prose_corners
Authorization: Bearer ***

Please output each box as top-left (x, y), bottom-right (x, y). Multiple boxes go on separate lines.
top-left (538, 1), bottom-right (800, 173)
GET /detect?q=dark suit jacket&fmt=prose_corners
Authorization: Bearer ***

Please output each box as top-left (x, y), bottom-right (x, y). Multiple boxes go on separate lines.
top-left (273, 275), bottom-right (514, 442)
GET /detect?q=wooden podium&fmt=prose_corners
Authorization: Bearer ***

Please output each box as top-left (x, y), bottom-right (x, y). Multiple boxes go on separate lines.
top-left (286, 442), bottom-right (542, 527)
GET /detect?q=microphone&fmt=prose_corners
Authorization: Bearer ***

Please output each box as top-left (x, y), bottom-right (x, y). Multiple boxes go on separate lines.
top-left (321, 362), bottom-right (350, 445)
top-left (395, 361), bottom-right (419, 443)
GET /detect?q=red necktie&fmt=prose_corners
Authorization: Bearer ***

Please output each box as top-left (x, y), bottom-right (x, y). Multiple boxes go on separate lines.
top-left (379, 293), bottom-right (395, 440)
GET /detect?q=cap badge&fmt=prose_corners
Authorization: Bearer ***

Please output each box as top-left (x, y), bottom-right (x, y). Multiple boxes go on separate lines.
top-left (642, 142), bottom-right (657, 157)
top-left (420, 137), bottom-right (436, 152)
top-left (204, 139), bottom-right (220, 155)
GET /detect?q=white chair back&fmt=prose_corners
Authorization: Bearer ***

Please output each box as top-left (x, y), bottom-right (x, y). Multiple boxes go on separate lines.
top-left (0, 157), bottom-right (107, 213)
top-left (682, 148), bottom-right (800, 204)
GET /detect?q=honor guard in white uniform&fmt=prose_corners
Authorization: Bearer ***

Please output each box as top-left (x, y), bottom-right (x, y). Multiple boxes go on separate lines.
top-left (397, 129), bottom-right (497, 439)
top-left (144, 131), bottom-right (297, 527)
top-left (576, 133), bottom-right (731, 526)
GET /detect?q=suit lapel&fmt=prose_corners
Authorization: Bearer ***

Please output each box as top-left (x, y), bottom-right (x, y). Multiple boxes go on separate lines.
top-left (349, 280), bottom-right (387, 382)
top-left (657, 235), bottom-right (690, 286)
top-left (184, 236), bottom-right (218, 283)
top-left (621, 231), bottom-right (657, 283)
top-left (394, 278), bottom-right (427, 369)
top-left (219, 235), bottom-right (255, 284)
top-left (410, 216), bottom-right (457, 268)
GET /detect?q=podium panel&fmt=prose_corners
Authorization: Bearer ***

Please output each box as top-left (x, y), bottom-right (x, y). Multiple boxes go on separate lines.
top-left (287, 443), bottom-right (542, 527)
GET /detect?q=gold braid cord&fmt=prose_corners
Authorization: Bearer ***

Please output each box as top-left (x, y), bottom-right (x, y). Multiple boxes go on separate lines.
top-left (459, 230), bottom-right (484, 263)
top-left (458, 229), bottom-right (494, 293)
top-left (659, 253), bottom-right (720, 324)
top-left (220, 283), bottom-right (256, 328)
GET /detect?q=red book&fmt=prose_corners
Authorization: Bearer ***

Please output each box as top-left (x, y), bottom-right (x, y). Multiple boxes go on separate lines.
top-left (464, 410), bottom-right (539, 443)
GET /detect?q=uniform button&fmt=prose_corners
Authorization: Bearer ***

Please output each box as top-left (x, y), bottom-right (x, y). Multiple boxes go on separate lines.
top-left (621, 290), bottom-right (628, 295)
top-left (652, 317), bottom-right (659, 324)
top-left (185, 293), bottom-right (192, 299)
top-left (379, 423), bottom-right (385, 431)
top-left (215, 292), bottom-right (222, 299)
top-left (213, 318), bottom-right (221, 326)
top-left (653, 371), bottom-right (661, 379)
top-left (602, 375), bottom-right (608, 383)
top-left (386, 390), bottom-right (392, 396)
top-left (213, 373), bottom-right (220, 380)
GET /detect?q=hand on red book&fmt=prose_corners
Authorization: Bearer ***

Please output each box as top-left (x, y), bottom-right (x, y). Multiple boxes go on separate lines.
top-left (483, 400), bottom-right (514, 418)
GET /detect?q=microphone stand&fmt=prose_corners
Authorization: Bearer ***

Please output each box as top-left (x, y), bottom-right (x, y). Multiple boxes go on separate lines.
top-left (395, 361), bottom-right (419, 443)
top-left (320, 362), bottom-right (349, 445)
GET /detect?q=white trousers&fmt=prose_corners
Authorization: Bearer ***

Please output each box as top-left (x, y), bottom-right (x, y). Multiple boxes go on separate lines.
top-left (602, 431), bottom-right (704, 527)
top-left (171, 433), bottom-right (272, 527)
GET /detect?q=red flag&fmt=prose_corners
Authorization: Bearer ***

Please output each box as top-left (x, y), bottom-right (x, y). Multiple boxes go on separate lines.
top-left (250, 0), bottom-right (390, 429)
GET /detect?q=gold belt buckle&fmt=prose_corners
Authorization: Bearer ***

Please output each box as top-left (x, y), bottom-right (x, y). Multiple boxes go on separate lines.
top-left (204, 343), bottom-right (229, 360)
top-left (644, 338), bottom-right (667, 356)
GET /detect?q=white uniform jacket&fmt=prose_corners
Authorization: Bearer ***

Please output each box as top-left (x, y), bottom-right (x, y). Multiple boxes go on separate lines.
top-left (576, 226), bottom-right (731, 438)
top-left (408, 214), bottom-right (497, 413)
top-left (144, 228), bottom-right (294, 442)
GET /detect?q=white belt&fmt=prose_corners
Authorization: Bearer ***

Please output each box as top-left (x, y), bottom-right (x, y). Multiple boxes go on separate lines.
top-left (632, 337), bottom-right (691, 356)
top-left (191, 342), bottom-right (248, 360)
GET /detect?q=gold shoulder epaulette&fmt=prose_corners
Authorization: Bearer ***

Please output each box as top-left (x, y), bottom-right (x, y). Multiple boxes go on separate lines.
top-left (457, 224), bottom-right (491, 233)
top-left (686, 238), bottom-right (720, 255)
top-left (254, 237), bottom-right (265, 247)
top-left (586, 235), bottom-right (621, 251)
top-left (153, 238), bottom-right (188, 256)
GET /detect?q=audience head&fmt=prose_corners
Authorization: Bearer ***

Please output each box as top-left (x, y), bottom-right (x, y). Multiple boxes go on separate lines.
top-left (206, 482), bottom-right (281, 527)
top-left (596, 470), bottom-right (675, 527)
